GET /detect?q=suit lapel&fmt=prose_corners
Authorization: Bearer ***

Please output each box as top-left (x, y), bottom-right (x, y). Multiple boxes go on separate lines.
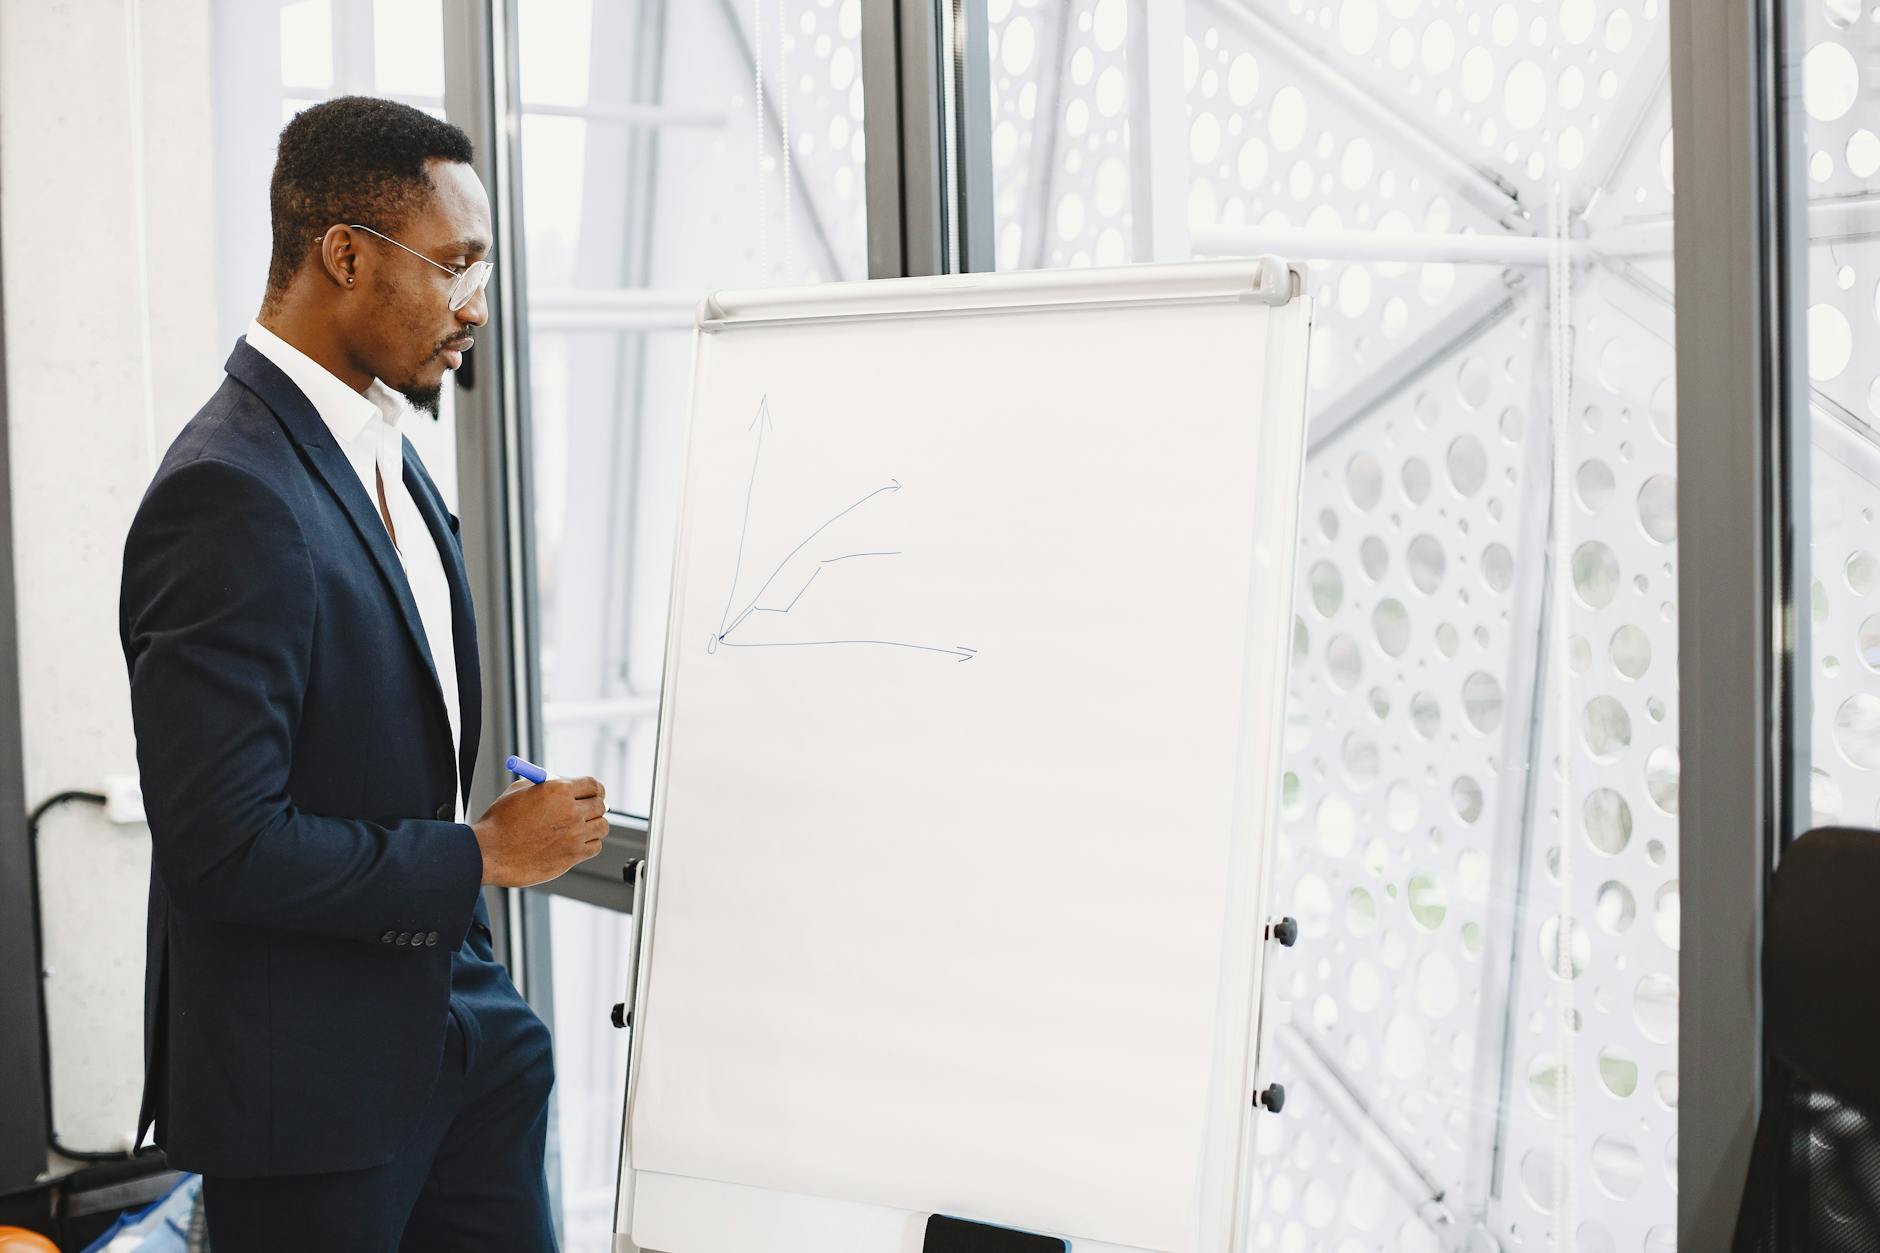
top-left (224, 340), bottom-right (455, 760)
top-left (403, 444), bottom-right (483, 809)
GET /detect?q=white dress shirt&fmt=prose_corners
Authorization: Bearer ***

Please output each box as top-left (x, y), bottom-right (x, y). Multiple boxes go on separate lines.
top-left (246, 320), bottom-right (463, 822)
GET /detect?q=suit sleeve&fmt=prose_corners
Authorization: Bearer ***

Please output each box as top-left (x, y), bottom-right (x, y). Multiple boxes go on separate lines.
top-left (121, 456), bottom-right (484, 946)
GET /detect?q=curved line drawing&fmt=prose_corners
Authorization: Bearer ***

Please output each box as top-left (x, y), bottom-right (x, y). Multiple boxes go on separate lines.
top-left (706, 398), bottom-right (975, 662)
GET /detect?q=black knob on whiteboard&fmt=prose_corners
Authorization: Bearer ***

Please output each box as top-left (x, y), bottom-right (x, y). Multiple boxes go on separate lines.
top-left (1257, 1083), bottom-right (1286, 1114)
top-left (1272, 917), bottom-right (1299, 947)
top-left (611, 1002), bottom-right (631, 1030)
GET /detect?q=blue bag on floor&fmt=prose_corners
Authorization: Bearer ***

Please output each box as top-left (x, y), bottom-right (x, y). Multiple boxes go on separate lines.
top-left (79, 1173), bottom-right (200, 1253)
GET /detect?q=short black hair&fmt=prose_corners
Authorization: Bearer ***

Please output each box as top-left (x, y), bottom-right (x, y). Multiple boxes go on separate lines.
top-left (265, 95), bottom-right (474, 304)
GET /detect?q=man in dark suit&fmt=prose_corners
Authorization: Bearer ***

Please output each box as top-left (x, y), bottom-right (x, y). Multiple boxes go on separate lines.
top-left (119, 96), bottom-right (603, 1251)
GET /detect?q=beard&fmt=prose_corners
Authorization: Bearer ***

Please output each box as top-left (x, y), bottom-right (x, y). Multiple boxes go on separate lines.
top-left (400, 381), bottom-right (443, 418)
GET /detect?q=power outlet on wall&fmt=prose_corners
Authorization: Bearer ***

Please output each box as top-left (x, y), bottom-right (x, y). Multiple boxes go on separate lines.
top-left (103, 774), bottom-right (145, 825)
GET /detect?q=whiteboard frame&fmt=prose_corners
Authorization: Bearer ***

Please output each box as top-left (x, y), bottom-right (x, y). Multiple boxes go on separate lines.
top-left (614, 258), bottom-right (1311, 1253)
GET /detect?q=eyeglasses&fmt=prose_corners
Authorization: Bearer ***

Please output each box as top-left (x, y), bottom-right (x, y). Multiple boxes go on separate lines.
top-left (316, 223), bottom-right (493, 312)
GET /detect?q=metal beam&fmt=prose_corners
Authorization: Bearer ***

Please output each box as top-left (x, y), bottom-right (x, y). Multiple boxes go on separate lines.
top-left (1306, 278), bottom-right (1528, 457)
top-left (1200, 0), bottom-right (1527, 230)
top-left (0, 128), bottom-right (52, 1195)
top-left (1127, 0), bottom-right (1191, 262)
top-left (1670, 0), bottom-right (1804, 1244)
top-left (947, 0), bottom-right (995, 272)
top-left (442, 0), bottom-right (544, 990)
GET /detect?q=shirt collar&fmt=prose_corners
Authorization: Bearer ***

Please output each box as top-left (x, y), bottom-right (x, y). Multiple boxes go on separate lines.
top-left (245, 319), bottom-right (397, 446)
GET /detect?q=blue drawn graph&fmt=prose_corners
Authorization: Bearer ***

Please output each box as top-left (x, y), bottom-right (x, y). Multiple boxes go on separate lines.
top-left (707, 397), bottom-right (976, 662)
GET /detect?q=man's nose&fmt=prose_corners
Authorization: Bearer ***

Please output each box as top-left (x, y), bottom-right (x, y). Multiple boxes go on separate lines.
top-left (458, 283), bottom-right (490, 329)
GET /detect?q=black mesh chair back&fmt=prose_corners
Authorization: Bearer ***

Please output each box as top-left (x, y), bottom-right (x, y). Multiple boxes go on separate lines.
top-left (1735, 826), bottom-right (1880, 1252)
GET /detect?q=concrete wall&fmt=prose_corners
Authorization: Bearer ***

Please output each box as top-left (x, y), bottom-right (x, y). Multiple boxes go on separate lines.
top-left (0, 0), bottom-right (219, 1165)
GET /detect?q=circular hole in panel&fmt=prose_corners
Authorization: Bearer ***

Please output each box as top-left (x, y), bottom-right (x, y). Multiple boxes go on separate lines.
top-left (1538, 913), bottom-right (1590, 978)
top-left (1636, 973), bottom-right (1678, 1042)
top-left (1360, 535), bottom-right (1390, 580)
top-left (1482, 542), bottom-right (1514, 592)
top-left (1591, 1135), bottom-right (1644, 1200)
top-left (1457, 357), bottom-right (1492, 409)
top-left (1348, 886), bottom-right (1378, 935)
top-left (1611, 624), bottom-right (1652, 680)
top-left (1457, 848), bottom-right (1489, 901)
top-left (1500, 405), bottom-right (1525, 443)
top-left (1527, 1052), bottom-right (1565, 1114)
top-left (1387, 781), bottom-right (1421, 831)
top-left (1327, 634), bottom-right (1363, 690)
top-left (1595, 881), bottom-right (1636, 933)
top-left (1447, 434), bottom-right (1488, 495)
top-left (1407, 533), bottom-right (1446, 593)
top-left (1408, 872), bottom-right (1449, 930)
top-left (1656, 1071), bottom-right (1679, 1109)
top-left (1849, 550), bottom-right (1880, 596)
top-left (1814, 765), bottom-right (1845, 825)
top-left (1402, 457), bottom-right (1432, 504)
top-left (1451, 775), bottom-right (1484, 824)
top-left (1521, 1148), bottom-right (1558, 1211)
top-left (1281, 771), bottom-right (1303, 818)
top-left (1310, 560), bottom-right (1344, 617)
top-left (1342, 733), bottom-right (1380, 787)
top-left (1573, 541), bottom-right (1622, 608)
top-left (1860, 615), bottom-right (1880, 670)
top-left (1834, 693), bottom-right (1880, 769)
top-left (1579, 1223), bottom-right (1617, 1253)
top-left (1582, 696), bottom-right (1633, 760)
top-left (1655, 880), bottom-right (1680, 950)
top-left (1584, 788), bottom-right (1634, 854)
top-left (1346, 1165), bottom-right (1388, 1231)
top-left (1374, 599), bottom-right (1411, 656)
top-left (1646, 745), bottom-right (1680, 813)
top-left (1462, 672), bottom-right (1503, 734)
top-left (1809, 302), bottom-right (1854, 380)
top-left (1637, 474), bottom-right (1677, 543)
top-left (1599, 1047), bottom-right (1639, 1098)
top-left (1577, 459), bottom-right (1615, 511)
top-left (1805, 40), bottom-right (1861, 122)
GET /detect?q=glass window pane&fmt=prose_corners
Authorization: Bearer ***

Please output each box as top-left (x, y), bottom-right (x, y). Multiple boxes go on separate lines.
top-left (1791, 0), bottom-right (1880, 838)
top-left (989, 1), bottom-right (1678, 1245)
top-left (515, 4), bottom-right (868, 1247)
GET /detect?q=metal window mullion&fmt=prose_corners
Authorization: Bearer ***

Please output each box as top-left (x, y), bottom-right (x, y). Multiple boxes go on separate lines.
top-left (1669, 0), bottom-right (1801, 1247)
top-left (862, 0), bottom-right (993, 276)
top-left (441, 0), bottom-right (546, 993)
top-left (948, 0), bottom-right (995, 272)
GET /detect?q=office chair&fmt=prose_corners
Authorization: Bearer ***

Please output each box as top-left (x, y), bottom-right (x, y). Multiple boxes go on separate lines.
top-left (1734, 826), bottom-right (1880, 1252)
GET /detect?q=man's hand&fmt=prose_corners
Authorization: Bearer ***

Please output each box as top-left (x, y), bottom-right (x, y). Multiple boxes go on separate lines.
top-left (471, 776), bottom-right (609, 887)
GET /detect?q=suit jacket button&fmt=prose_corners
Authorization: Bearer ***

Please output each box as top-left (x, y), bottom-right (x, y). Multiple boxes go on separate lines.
top-left (397, 931), bottom-right (410, 946)
top-left (426, 932), bottom-right (439, 946)
top-left (381, 930), bottom-right (395, 944)
top-left (435, 802), bottom-right (452, 821)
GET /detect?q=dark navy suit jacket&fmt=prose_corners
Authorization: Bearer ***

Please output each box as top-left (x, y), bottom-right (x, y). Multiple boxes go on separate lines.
top-left (120, 338), bottom-right (495, 1177)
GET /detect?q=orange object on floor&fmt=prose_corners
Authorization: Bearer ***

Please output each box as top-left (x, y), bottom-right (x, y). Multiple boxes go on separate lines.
top-left (0, 1229), bottom-right (57, 1253)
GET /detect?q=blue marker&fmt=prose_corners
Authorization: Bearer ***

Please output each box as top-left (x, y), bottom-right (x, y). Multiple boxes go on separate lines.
top-left (505, 755), bottom-right (552, 784)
